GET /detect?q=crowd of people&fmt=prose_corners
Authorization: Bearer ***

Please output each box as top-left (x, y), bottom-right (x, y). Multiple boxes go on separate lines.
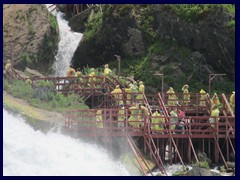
top-left (4, 60), bottom-right (235, 134)
top-left (65, 63), bottom-right (235, 134)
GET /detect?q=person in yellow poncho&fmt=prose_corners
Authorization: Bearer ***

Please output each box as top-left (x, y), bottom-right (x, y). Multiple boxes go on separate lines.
top-left (209, 105), bottom-right (220, 128)
top-left (88, 68), bottom-right (96, 87)
top-left (128, 103), bottom-right (140, 129)
top-left (229, 91), bottom-right (235, 113)
top-left (129, 82), bottom-right (138, 104)
top-left (96, 109), bottom-right (103, 128)
top-left (118, 104), bottom-right (125, 128)
top-left (182, 84), bottom-right (190, 106)
top-left (75, 68), bottom-right (84, 88)
top-left (138, 104), bottom-right (150, 128)
top-left (167, 87), bottom-right (178, 106)
top-left (103, 64), bottom-right (112, 76)
top-left (170, 108), bottom-right (178, 133)
top-left (199, 89), bottom-right (207, 107)
top-left (211, 93), bottom-right (220, 109)
top-left (124, 83), bottom-right (132, 105)
top-left (136, 81), bottom-right (145, 104)
top-left (103, 64), bottom-right (112, 82)
top-left (111, 85), bottom-right (123, 106)
top-left (151, 110), bottom-right (161, 134)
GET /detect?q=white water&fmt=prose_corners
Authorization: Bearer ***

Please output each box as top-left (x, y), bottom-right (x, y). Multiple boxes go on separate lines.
top-left (46, 4), bottom-right (83, 76)
top-left (3, 109), bottom-right (130, 176)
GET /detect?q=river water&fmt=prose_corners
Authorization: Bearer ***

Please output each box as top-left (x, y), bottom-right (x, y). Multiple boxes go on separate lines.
top-left (3, 109), bottom-right (130, 176)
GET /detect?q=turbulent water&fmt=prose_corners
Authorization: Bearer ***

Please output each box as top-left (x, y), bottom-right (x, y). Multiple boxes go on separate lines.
top-left (3, 109), bottom-right (130, 176)
top-left (46, 4), bottom-right (83, 76)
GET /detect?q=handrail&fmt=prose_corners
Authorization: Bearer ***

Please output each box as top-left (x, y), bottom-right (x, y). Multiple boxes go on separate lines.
top-left (126, 134), bottom-right (153, 176)
top-left (222, 93), bottom-right (234, 117)
top-left (145, 133), bottom-right (167, 175)
top-left (170, 137), bottom-right (186, 169)
top-left (213, 136), bottom-right (228, 169)
top-left (188, 137), bottom-right (199, 163)
top-left (142, 133), bottom-right (167, 175)
top-left (126, 135), bottom-right (148, 176)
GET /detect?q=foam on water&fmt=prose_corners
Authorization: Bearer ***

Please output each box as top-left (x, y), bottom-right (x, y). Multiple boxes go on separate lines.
top-left (3, 109), bottom-right (130, 176)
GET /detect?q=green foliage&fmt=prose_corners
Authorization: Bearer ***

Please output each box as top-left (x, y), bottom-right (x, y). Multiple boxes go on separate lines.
top-left (139, 5), bottom-right (156, 43)
top-left (148, 42), bottom-right (168, 55)
top-left (84, 11), bottom-right (103, 40)
top-left (20, 52), bottom-right (37, 67)
top-left (6, 79), bottom-right (88, 111)
top-left (170, 4), bottom-right (214, 22)
top-left (228, 20), bottom-right (235, 30)
top-left (3, 78), bottom-right (9, 90)
top-left (199, 161), bottom-right (210, 169)
top-left (222, 4), bottom-right (235, 15)
top-left (178, 46), bottom-right (192, 59)
top-left (51, 93), bottom-right (87, 110)
top-left (8, 80), bottom-right (33, 99)
top-left (172, 170), bottom-right (185, 176)
top-left (49, 14), bottom-right (58, 31)
top-left (37, 80), bottom-right (55, 88)
top-left (103, 4), bottom-right (136, 18)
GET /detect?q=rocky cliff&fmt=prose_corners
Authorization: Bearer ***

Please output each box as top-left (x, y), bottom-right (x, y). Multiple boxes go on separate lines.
top-left (70, 4), bottom-right (235, 93)
top-left (3, 4), bottom-right (59, 75)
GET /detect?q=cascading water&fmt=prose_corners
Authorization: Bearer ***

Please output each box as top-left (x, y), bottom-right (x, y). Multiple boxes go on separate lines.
top-left (46, 4), bottom-right (83, 76)
top-left (3, 109), bottom-right (130, 176)
top-left (3, 5), bottom-right (129, 176)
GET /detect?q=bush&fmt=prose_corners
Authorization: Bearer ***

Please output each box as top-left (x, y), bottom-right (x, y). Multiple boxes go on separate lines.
top-left (3, 78), bottom-right (9, 90)
top-left (33, 80), bottom-right (55, 101)
top-left (9, 80), bottom-right (33, 99)
top-left (84, 10), bottom-right (103, 40)
top-left (51, 93), bottom-right (87, 110)
top-left (199, 161), bottom-right (210, 169)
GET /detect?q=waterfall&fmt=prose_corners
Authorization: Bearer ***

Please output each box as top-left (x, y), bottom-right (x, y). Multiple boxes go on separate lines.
top-left (3, 5), bottom-right (129, 176)
top-left (46, 4), bottom-right (83, 76)
top-left (3, 109), bottom-right (130, 176)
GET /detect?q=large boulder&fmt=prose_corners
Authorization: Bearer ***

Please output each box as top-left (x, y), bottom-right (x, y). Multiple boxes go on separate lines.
top-left (3, 4), bottom-right (59, 75)
top-left (187, 167), bottom-right (220, 176)
top-left (197, 152), bottom-right (212, 166)
top-left (72, 5), bottom-right (146, 68)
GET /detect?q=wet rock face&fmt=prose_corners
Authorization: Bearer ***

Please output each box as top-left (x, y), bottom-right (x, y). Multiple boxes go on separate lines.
top-left (69, 7), bottom-right (96, 32)
top-left (152, 5), bottom-right (235, 80)
top-left (3, 4), bottom-right (59, 75)
top-left (197, 152), bottom-right (212, 166)
top-left (72, 7), bottom-right (146, 68)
